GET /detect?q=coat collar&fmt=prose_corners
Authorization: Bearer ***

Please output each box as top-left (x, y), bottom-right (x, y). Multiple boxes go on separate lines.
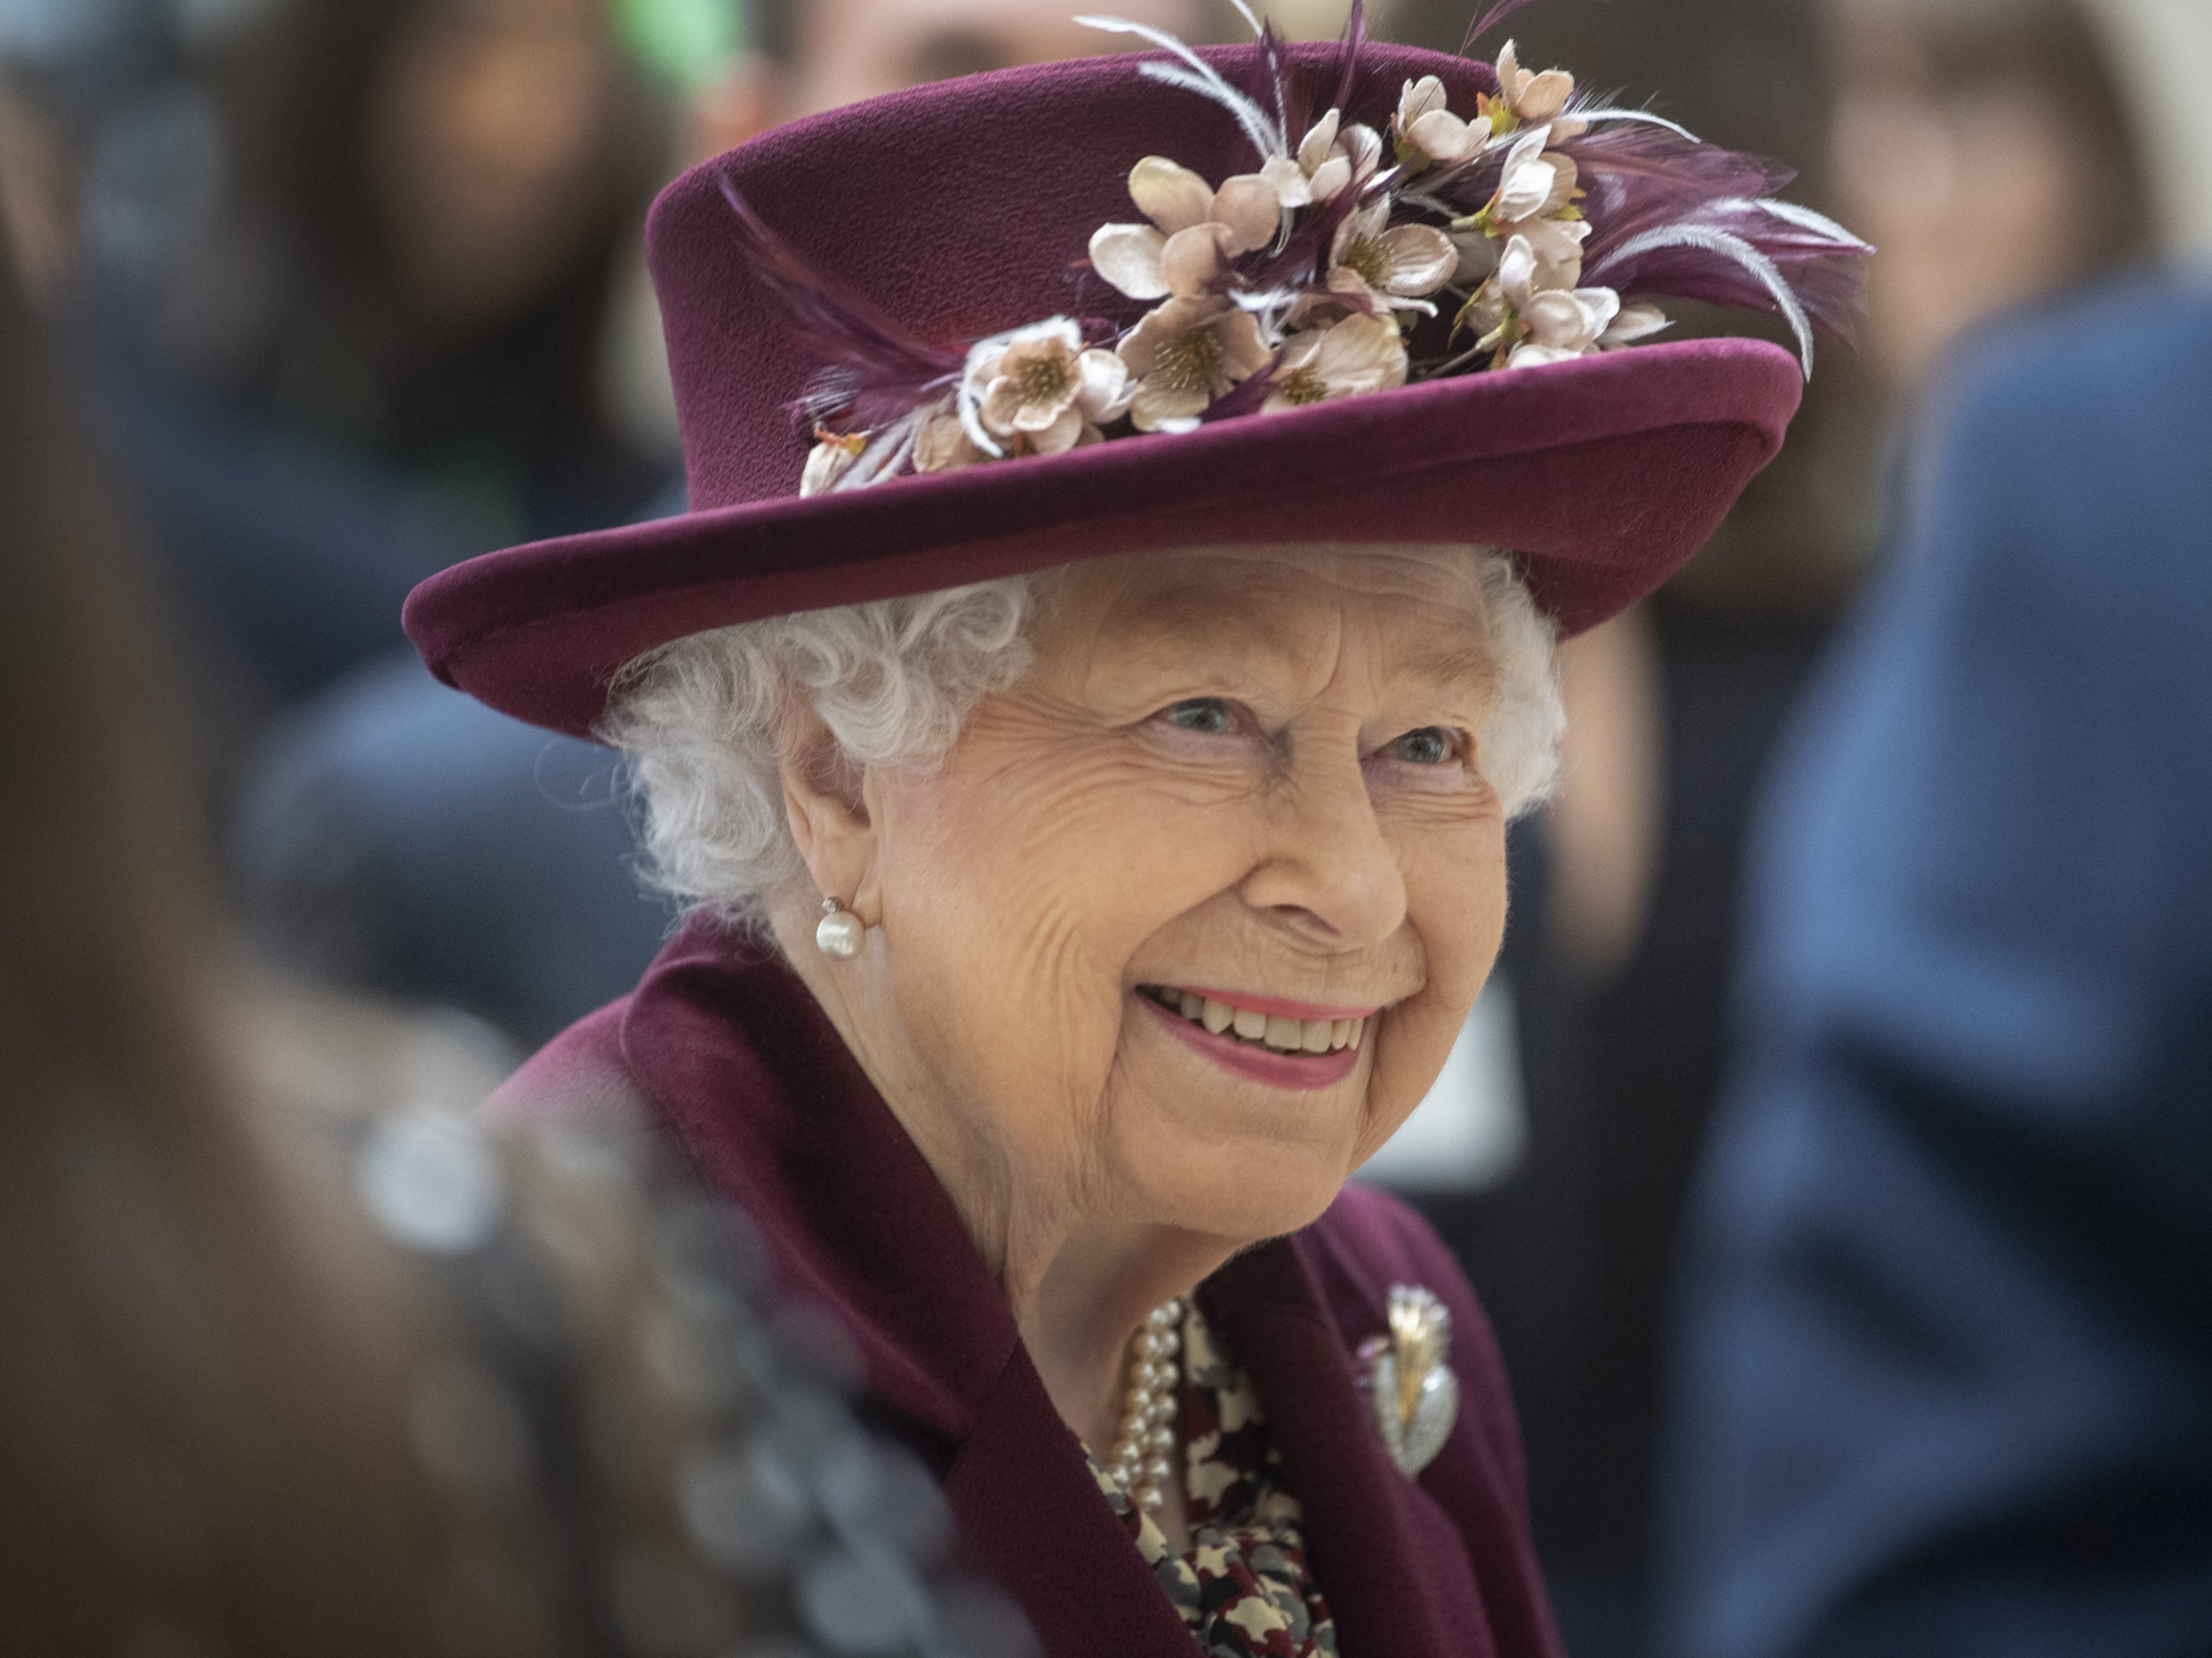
top-left (620, 916), bottom-right (1018, 1438)
top-left (619, 917), bottom-right (1500, 1658)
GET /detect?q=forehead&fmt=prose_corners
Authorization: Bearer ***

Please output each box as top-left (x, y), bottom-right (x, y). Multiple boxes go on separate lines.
top-left (1044, 542), bottom-right (1498, 690)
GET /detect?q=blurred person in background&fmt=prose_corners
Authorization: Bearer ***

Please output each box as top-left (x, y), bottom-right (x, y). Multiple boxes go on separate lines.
top-left (1657, 0), bottom-right (2212, 1654)
top-left (0, 0), bottom-right (686, 1043)
top-left (0, 239), bottom-right (1021, 1658)
top-left (1823, 0), bottom-right (2157, 399)
top-left (1, 0), bottom-right (673, 731)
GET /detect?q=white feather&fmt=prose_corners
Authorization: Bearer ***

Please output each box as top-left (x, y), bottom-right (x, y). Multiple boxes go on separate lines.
top-left (835, 404), bottom-right (933, 491)
top-left (957, 333), bottom-right (1015, 458)
top-left (1712, 195), bottom-right (1872, 250)
top-left (1570, 107), bottom-right (1702, 142)
top-left (1075, 15), bottom-right (1285, 156)
top-left (1594, 222), bottom-right (1817, 377)
top-left (1397, 190), bottom-right (1465, 218)
top-left (1133, 63), bottom-right (1285, 160)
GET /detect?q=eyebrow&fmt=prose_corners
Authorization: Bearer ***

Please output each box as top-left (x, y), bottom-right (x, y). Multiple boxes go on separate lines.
top-left (1102, 606), bottom-right (1500, 699)
top-left (1399, 641), bottom-right (1500, 692)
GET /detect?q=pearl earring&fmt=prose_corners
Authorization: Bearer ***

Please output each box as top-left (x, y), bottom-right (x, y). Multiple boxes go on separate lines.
top-left (815, 897), bottom-right (865, 960)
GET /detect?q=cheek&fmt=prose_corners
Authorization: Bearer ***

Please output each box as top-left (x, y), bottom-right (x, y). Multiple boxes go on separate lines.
top-left (868, 734), bottom-right (1262, 1144)
top-left (1362, 812), bottom-right (1509, 1152)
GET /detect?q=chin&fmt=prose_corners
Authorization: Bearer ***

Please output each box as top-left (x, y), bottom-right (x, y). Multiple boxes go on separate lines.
top-left (1101, 1002), bottom-right (1380, 1237)
top-left (1118, 1118), bottom-right (1357, 1244)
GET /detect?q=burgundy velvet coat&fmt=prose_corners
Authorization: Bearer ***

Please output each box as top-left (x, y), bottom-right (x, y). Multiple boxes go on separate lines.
top-left (491, 919), bottom-right (1564, 1658)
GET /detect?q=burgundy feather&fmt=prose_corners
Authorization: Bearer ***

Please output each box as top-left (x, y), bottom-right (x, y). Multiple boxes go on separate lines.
top-left (1255, 19), bottom-right (1291, 154)
top-left (1588, 212), bottom-right (1869, 340)
top-left (1329, 0), bottom-right (1368, 125)
top-left (1461, 0), bottom-right (1539, 55)
top-left (718, 178), bottom-right (964, 433)
top-left (1554, 121), bottom-right (1867, 337)
top-left (1245, 181), bottom-right (1364, 293)
top-left (1564, 123), bottom-right (1791, 261)
top-left (1201, 353), bottom-right (1285, 421)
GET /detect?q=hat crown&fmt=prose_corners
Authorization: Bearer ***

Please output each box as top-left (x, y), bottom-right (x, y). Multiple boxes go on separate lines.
top-left (647, 42), bottom-right (1490, 512)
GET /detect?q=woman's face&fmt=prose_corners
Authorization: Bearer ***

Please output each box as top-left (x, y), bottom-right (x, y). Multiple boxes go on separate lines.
top-left (368, 0), bottom-right (624, 325)
top-left (857, 544), bottom-right (1510, 1245)
top-left (1828, 5), bottom-right (2100, 390)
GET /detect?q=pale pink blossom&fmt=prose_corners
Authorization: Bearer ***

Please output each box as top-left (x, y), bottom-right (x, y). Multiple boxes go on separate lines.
top-left (1115, 296), bottom-right (1270, 430)
top-left (1492, 128), bottom-right (1579, 224)
top-left (1455, 211), bottom-right (1587, 287)
top-left (1257, 110), bottom-right (1382, 208)
top-left (798, 431), bottom-right (866, 496)
top-left (1089, 156), bottom-right (1282, 301)
top-left (1510, 284), bottom-right (1618, 359)
top-left (1471, 230), bottom-right (1663, 369)
top-left (1324, 198), bottom-right (1457, 315)
top-left (1395, 76), bottom-right (1485, 167)
top-left (1262, 313), bottom-right (1409, 413)
top-left (1495, 226), bottom-right (1591, 309)
top-left (967, 319), bottom-right (1133, 454)
top-left (913, 407), bottom-right (990, 472)
top-left (1598, 302), bottom-right (1672, 349)
top-left (1498, 275), bottom-right (1662, 369)
top-left (1495, 41), bottom-right (1575, 125)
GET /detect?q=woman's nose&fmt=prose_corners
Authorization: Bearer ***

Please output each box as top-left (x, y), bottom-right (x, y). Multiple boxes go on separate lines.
top-left (1236, 745), bottom-right (1407, 948)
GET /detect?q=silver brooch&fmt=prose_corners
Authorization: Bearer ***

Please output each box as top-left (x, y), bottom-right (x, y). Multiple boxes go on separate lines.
top-left (1358, 1284), bottom-right (1460, 1479)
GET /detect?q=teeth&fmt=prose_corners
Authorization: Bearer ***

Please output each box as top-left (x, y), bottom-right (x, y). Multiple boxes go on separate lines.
top-left (1148, 988), bottom-right (1368, 1057)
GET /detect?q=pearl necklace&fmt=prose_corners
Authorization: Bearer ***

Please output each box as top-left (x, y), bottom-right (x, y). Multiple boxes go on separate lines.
top-left (1104, 1298), bottom-right (1184, 1512)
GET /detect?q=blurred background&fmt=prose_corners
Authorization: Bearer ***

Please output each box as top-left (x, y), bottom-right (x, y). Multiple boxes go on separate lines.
top-left (2, 0), bottom-right (2207, 1652)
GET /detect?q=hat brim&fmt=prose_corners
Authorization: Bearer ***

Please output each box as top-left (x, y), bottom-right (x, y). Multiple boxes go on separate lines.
top-left (404, 335), bottom-right (1800, 741)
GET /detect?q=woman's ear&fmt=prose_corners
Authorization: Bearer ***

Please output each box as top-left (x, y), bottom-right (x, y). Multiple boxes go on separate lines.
top-left (780, 704), bottom-right (880, 922)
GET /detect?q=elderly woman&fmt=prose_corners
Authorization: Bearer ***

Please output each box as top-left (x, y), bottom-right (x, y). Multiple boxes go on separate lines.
top-left (405, 14), bottom-right (1863, 1658)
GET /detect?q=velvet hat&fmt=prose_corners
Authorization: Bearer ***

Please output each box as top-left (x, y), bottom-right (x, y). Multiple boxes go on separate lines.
top-left (404, 15), bottom-right (1867, 741)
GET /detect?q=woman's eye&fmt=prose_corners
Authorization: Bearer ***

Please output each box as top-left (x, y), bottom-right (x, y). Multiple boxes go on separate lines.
top-left (1161, 698), bottom-right (1236, 736)
top-left (1385, 726), bottom-right (1457, 765)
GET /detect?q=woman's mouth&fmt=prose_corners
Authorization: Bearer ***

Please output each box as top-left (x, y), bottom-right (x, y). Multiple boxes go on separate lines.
top-left (1135, 984), bottom-right (1373, 1090)
top-left (1138, 985), bottom-right (1368, 1054)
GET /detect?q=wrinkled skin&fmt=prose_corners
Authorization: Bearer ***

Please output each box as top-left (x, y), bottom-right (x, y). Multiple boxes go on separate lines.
top-left (774, 542), bottom-right (1511, 1546)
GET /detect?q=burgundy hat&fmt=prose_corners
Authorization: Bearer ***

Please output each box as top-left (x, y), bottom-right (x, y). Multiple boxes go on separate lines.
top-left (405, 19), bottom-right (1867, 741)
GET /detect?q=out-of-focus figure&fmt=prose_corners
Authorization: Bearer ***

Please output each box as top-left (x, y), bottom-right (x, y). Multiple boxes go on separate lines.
top-left (0, 242), bottom-right (1025, 1658)
top-left (1825, 0), bottom-right (2158, 396)
top-left (1659, 268), bottom-right (2212, 1658)
top-left (1656, 0), bottom-right (2212, 1651)
top-left (1, 0), bottom-right (673, 723)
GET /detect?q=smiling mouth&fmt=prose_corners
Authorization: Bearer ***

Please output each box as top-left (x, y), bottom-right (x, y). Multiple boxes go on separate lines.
top-left (1138, 986), bottom-right (1368, 1055)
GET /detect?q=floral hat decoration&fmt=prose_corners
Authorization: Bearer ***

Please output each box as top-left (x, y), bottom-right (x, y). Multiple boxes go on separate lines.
top-left (405, 0), bottom-right (1869, 741)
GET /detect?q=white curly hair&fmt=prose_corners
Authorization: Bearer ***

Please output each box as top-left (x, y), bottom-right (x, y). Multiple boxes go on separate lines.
top-left (602, 549), bottom-right (1564, 919)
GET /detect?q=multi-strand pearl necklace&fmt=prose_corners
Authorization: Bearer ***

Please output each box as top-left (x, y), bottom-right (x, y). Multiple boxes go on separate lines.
top-left (1103, 1298), bottom-right (1184, 1512)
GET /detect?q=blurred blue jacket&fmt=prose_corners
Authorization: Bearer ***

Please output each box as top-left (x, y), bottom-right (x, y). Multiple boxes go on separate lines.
top-left (1657, 279), bottom-right (2212, 1658)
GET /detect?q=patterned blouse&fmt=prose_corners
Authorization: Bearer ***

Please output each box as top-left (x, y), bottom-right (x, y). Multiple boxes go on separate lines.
top-left (1089, 1304), bottom-right (1342, 1658)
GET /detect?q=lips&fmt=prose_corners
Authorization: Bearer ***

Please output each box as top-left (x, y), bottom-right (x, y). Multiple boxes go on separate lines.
top-left (1138, 985), bottom-right (1368, 1055)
